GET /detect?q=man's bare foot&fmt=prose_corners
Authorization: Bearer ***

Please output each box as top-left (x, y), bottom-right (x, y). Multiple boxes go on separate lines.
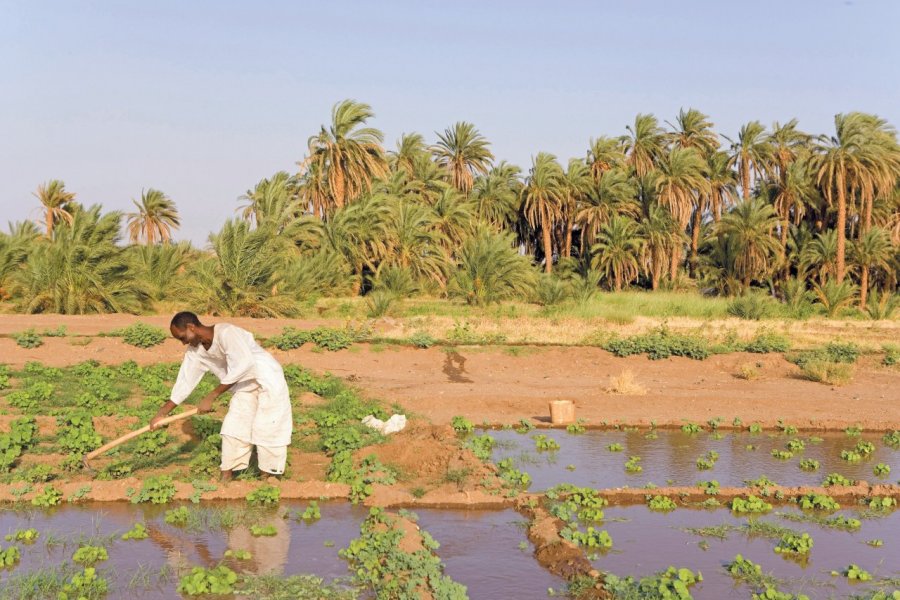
top-left (265, 474), bottom-right (281, 484)
top-left (221, 470), bottom-right (234, 483)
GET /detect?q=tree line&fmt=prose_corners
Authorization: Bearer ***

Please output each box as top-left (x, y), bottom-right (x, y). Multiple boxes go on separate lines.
top-left (1, 100), bottom-right (898, 317)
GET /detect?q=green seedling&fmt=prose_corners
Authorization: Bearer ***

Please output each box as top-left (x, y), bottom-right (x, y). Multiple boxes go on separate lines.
top-left (874, 463), bottom-right (891, 477)
top-left (798, 459), bottom-right (819, 471)
top-left (774, 532), bottom-right (813, 555)
top-left (177, 565), bottom-right (239, 595)
top-left (72, 545), bottom-right (108, 566)
top-left (122, 523), bottom-right (149, 540)
top-left (246, 484), bottom-right (281, 506)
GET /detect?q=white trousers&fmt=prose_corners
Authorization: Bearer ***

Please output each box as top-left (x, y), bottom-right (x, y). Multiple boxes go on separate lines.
top-left (220, 434), bottom-right (287, 475)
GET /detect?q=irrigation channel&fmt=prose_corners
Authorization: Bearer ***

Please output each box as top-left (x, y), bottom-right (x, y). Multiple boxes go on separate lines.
top-left (0, 428), bottom-right (897, 599)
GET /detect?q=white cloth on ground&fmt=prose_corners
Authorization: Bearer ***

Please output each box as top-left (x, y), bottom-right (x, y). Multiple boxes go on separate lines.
top-left (361, 414), bottom-right (407, 434)
top-left (169, 323), bottom-right (293, 447)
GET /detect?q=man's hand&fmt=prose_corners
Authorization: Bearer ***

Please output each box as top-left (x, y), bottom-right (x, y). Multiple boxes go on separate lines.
top-left (149, 415), bottom-right (165, 431)
top-left (150, 400), bottom-right (177, 430)
top-left (197, 393), bottom-right (216, 414)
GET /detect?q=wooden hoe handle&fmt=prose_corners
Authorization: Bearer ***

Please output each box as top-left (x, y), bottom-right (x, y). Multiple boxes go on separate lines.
top-left (82, 407), bottom-right (199, 469)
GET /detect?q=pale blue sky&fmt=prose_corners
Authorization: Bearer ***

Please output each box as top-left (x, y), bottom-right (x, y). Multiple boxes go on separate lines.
top-left (1, 0), bottom-right (898, 243)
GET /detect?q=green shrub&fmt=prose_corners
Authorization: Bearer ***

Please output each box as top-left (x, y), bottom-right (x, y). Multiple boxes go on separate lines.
top-left (122, 523), bottom-right (149, 540)
top-left (31, 485), bottom-right (63, 508)
top-left (451, 416), bottom-right (474, 434)
top-left (731, 496), bottom-right (772, 513)
top-left (409, 331), bottom-right (436, 349)
top-left (58, 567), bottom-right (108, 600)
top-left (120, 323), bottom-right (167, 348)
top-left (603, 326), bottom-right (709, 360)
top-left (727, 293), bottom-right (776, 320)
top-left (164, 506), bottom-right (190, 526)
top-left (267, 326), bottom-right (310, 350)
top-left (744, 331), bottom-right (790, 353)
top-left (72, 545), bottom-right (108, 566)
top-left (177, 565), bottom-right (239, 596)
top-left (12, 329), bottom-right (42, 349)
top-left (246, 484), bottom-right (281, 506)
top-left (131, 475), bottom-right (177, 504)
top-left (800, 360), bottom-right (854, 385)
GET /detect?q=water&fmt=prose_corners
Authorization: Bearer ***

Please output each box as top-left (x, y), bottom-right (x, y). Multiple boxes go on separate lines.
top-left (0, 502), bottom-right (563, 599)
top-left (594, 505), bottom-right (900, 599)
top-left (487, 428), bottom-right (899, 491)
top-left (415, 508), bottom-right (564, 599)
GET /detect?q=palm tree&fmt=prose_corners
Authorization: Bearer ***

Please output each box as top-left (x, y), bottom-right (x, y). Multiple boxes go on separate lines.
top-left (851, 227), bottom-right (892, 310)
top-left (126, 189), bottom-right (180, 245)
top-left (654, 148), bottom-right (709, 280)
top-left (34, 180), bottom-right (76, 238)
top-left (431, 122), bottom-right (494, 193)
top-left (390, 133), bottom-right (428, 175)
top-left (13, 205), bottom-right (150, 313)
top-left (812, 112), bottom-right (900, 282)
top-left (300, 99), bottom-right (388, 214)
top-left (560, 159), bottom-right (592, 258)
top-left (727, 121), bottom-right (772, 200)
top-left (799, 229), bottom-right (838, 286)
top-left (448, 228), bottom-right (536, 305)
top-left (0, 223), bottom-right (38, 299)
top-left (768, 159), bottom-right (818, 264)
top-left (430, 187), bottom-right (476, 249)
top-left (586, 136), bottom-right (625, 181)
top-left (590, 215), bottom-right (642, 291)
top-left (715, 198), bottom-right (781, 291)
top-left (705, 151), bottom-right (738, 222)
top-left (668, 108), bottom-right (720, 156)
top-left (384, 200), bottom-right (448, 287)
top-left (523, 153), bottom-right (566, 273)
top-left (638, 205), bottom-right (683, 291)
top-left (768, 119), bottom-right (811, 182)
top-left (622, 114), bottom-right (666, 178)
top-left (471, 162), bottom-right (522, 231)
top-left (239, 172), bottom-right (301, 233)
top-left (127, 241), bottom-right (192, 302)
top-left (575, 167), bottom-right (639, 247)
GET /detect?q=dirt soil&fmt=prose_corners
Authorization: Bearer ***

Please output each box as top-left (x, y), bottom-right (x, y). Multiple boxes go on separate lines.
top-left (1, 314), bottom-right (897, 430)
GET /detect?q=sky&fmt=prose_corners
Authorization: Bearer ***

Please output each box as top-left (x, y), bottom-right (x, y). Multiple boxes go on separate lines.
top-left (1, 0), bottom-right (898, 244)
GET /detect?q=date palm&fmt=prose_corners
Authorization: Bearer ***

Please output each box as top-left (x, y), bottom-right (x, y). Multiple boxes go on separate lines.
top-left (575, 167), bottom-right (639, 247)
top-left (851, 227), bottom-right (892, 309)
top-left (301, 99), bottom-right (388, 214)
top-left (448, 227), bottom-right (536, 305)
top-left (715, 198), bottom-right (781, 291)
top-left (390, 132), bottom-right (428, 175)
top-left (34, 180), bottom-right (76, 239)
top-left (239, 172), bottom-right (301, 234)
top-left (384, 200), bottom-right (448, 287)
top-left (523, 153), bottom-right (566, 273)
top-left (471, 162), bottom-right (523, 231)
top-left (799, 229), bottom-right (838, 286)
top-left (590, 215), bottom-right (642, 291)
top-left (727, 121), bottom-right (772, 200)
top-left (668, 108), bottom-right (720, 156)
top-left (622, 114), bottom-right (666, 178)
top-left (586, 136), bottom-right (625, 181)
top-left (561, 159), bottom-right (592, 258)
top-left (768, 159), bottom-right (817, 263)
top-left (812, 112), bottom-right (899, 282)
top-left (126, 189), bottom-right (180, 245)
top-left (638, 205), bottom-right (683, 291)
top-left (654, 148), bottom-right (709, 280)
top-left (432, 121), bottom-right (494, 194)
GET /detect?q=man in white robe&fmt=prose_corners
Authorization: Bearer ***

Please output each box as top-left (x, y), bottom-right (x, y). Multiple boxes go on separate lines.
top-left (150, 312), bottom-right (293, 480)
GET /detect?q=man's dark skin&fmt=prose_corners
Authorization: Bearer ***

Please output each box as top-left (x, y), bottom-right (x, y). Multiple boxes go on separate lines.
top-left (149, 321), bottom-right (237, 479)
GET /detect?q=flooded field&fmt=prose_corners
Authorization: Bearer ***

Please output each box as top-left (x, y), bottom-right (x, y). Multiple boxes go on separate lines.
top-left (488, 428), bottom-right (900, 491)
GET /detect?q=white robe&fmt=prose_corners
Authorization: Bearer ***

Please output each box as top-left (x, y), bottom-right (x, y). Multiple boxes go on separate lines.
top-left (170, 323), bottom-right (292, 447)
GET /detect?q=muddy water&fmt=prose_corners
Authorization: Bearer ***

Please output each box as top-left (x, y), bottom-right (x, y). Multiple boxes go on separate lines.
top-left (0, 501), bottom-right (367, 598)
top-left (0, 502), bottom-right (562, 599)
top-left (487, 429), bottom-right (899, 491)
top-left (414, 508), bottom-right (564, 598)
top-left (594, 505), bottom-right (900, 599)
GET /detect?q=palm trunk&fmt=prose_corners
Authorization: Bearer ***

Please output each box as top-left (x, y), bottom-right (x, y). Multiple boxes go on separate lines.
top-left (862, 197), bottom-right (873, 235)
top-left (564, 217), bottom-right (573, 259)
top-left (741, 155), bottom-right (751, 200)
top-left (45, 208), bottom-right (53, 238)
top-left (779, 218), bottom-right (790, 281)
top-left (859, 266), bottom-right (869, 310)
top-left (669, 245), bottom-right (681, 284)
top-left (651, 251), bottom-right (662, 291)
top-left (836, 173), bottom-right (846, 283)
top-left (689, 206), bottom-right (702, 277)
top-left (542, 219), bottom-right (553, 274)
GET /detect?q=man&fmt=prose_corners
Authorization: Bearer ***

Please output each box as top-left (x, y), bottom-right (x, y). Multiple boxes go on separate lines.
top-left (150, 312), bottom-right (292, 481)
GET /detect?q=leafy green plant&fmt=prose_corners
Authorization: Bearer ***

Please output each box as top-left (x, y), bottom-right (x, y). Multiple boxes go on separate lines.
top-left (5, 528), bottom-right (38, 544)
top-left (22, 464), bottom-right (56, 483)
top-left (884, 430), bottom-right (900, 448)
top-left (72, 545), bottom-right (108, 566)
top-left (132, 430), bottom-right (168, 457)
top-left (131, 475), bottom-right (177, 504)
top-left (752, 586), bottom-right (810, 600)
top-left (647, 495), bottom-right (678, 511)
top-left (165, 506), bottom-right (190, 526)
top-left (774, 532), bottom-right (813, 555)
top-left (607, 443), bottom-right (624, 452)
top-left (836, 564), bottom-right (872, 581)
top-left (58, 567), bottom-right (108, 600)
top-left (533, 434), bottom-right (560, 451)
top-left (603, 566), bottom-right (702, 600)
top-left (464, 434), bottom-right (495, 460)
top-left (514, 418), bottom-right (534, 433)
top-left (681, 422), bottom-right (703, 434)
top-left (31, 485), bottom-right (63, 508)
top-left (56, 411), bottom-right (102, 457)
top-left (561, 525), bottom-right (613, 548)
top-left (696, 450), bottom-right (719, 470)
top-left (450, 416), bottom-right (474, 434)
top-left (797, 494), bottom-right (839, 511)
top-left (12, 329), bottom-right (42, 349)
top-left (786, 439), bottom-right (805, 452)
top-left (120, 323), bottom-right (167, 348)
top-left (177, 565), bottom-right (239, 595)
top-left (496, 458), bottom-right (531, 489)
top-left (867, 496), bottom-right (897, 510)
top-left (566, 419), bottom-right (586, 434)
top-left (603, 326), bottom-right (710, 360)
top-left (731, 496), bottom-right (773, 513)
top-left (874, 463), bottom-right (891, 477)
top-left (749, 423), bottom-right (763, 433)
top-left (408, 331), bottom-right (436, 349)
top-left (300, 501), bottom-right (321, 521)
top-left (625, 455), bottom-right (642, 473)
top-left (799, 459), bottom-right (819, 471)
top-left (122, 523), bottom-right (149, 540)
top-left (699, 480), bottom-right (720, 495)
top-left (743, 330), bottom-right (791, 353)
top-left (771, 449), bottom-right (794, 460)
top-left (250, 524), bottom-right (277, 537)
top-left (246, 484), bottom-right (281, 506)
top-left (0, 545), bottom-right (20, 567)
top-left (224, 549), bottom-right (253, 560)
top-left (822, 473), bottom-right (853, 487)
